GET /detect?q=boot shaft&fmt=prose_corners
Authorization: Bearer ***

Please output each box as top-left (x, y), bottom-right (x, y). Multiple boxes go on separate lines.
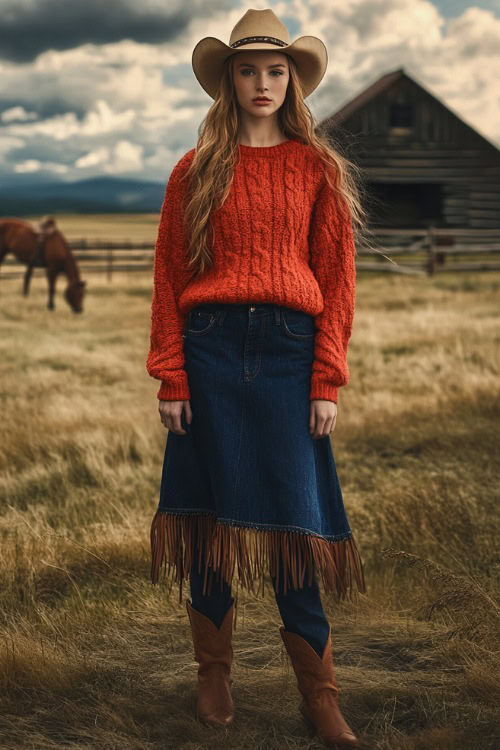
top-left (280, 626), bottom-right (339, 698)
top-left (186, 599), bottom-right (235, 726)
top-left (186, 599), bottom-right (234, 674)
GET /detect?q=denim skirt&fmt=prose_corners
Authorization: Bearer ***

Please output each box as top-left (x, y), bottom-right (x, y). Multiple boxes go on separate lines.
top-left (150, 302), bottom-right (366, 602)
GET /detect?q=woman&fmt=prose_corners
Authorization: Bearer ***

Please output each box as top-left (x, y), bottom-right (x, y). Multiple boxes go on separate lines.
top-left (146, 8), bottom-right (368, 749)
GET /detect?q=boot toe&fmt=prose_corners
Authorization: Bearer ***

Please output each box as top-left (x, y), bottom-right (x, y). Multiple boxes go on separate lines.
top-left (199, 708), bottom-right (234, 726)
top-left (322, 730), bottom-right (359, 748)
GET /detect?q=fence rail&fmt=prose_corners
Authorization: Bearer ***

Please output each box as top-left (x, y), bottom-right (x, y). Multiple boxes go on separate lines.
top-left (355, 227), bottom-right (500, 275)
top-left (1, 227), bottom-right (500, 280)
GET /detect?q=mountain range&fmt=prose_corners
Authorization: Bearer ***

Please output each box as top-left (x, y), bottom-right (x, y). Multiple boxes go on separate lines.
top-left (0, 176), bottom-right (166, 214)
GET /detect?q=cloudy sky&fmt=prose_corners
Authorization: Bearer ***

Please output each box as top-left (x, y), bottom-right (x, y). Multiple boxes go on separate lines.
top-left (0, 0), bottom-right (499, 187)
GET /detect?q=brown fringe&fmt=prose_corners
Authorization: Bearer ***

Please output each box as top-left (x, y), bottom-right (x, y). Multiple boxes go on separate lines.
top-left (150, 511), bottom-right (366, 608)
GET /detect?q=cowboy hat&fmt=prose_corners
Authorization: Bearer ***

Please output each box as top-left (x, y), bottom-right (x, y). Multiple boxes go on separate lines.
top-left (192, 8), bottom-right (328, 100)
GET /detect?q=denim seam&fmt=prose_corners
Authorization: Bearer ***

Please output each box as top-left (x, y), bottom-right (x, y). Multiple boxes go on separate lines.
top-left (247, 312), bottom-right (266, 382)
top-left (231, 375), bottom-right (246, 507)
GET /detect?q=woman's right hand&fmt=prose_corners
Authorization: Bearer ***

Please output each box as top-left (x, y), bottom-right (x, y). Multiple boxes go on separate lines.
top-left (158, 399), bottom-right (192, 435)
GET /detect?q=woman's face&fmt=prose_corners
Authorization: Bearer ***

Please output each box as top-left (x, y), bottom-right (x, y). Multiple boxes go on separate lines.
top-left (231, 51), bottom-right (290, 119)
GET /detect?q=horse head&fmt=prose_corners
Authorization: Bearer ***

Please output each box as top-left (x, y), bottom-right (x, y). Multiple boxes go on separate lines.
top-left (44, 229), bottom-right (87, 313)
top-left (64, 279), bottom-right (86, 313)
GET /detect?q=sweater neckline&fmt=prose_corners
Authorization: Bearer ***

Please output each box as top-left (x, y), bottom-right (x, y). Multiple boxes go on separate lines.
top-left (237, 138), bottom-right (300, 156)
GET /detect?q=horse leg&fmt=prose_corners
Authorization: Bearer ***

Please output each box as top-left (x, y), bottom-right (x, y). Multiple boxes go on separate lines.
top-left (23, 237), bottom-right (45, 296)
top-left (23, 263), bottom-right (35, 296)
top-left (0, 243), bottom-right (7, 288)
top-left (46, 264), bottom-right (57, 310)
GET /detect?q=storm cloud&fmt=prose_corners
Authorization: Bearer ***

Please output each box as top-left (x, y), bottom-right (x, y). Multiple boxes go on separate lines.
top-left (0, 0), bottom-right (231, 62)
top-left (0, 1), bottom-right (498, 187)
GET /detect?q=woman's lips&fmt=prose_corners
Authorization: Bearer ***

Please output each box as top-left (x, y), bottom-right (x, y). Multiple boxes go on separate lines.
top-left (253, 99), bottom-right (271, 106)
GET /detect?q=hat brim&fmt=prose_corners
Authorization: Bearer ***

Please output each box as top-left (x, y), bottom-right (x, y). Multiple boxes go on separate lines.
top-left (192, 35), bottom-right (327, 100)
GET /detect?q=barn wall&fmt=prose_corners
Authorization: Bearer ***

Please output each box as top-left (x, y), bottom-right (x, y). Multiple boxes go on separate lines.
top-left (324, 76), bottom-right (500, 228)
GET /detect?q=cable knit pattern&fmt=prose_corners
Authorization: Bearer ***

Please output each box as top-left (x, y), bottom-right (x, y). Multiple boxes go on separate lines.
top-left (146, 138), bottom-right (356, 403)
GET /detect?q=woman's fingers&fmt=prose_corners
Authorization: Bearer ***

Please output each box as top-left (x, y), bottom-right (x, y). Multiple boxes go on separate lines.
top-left (310, 399), bottom-right (338, 438)
top-left (158, 399), bottom-right (193, 434)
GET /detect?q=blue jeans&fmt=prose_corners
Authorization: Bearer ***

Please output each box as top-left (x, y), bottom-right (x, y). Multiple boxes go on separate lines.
top-left (189, 527), bottom-right (330, 659)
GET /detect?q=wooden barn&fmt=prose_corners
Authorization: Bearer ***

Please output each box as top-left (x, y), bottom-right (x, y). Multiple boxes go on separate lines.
top-left (319, 68), bottom-right (500, 229)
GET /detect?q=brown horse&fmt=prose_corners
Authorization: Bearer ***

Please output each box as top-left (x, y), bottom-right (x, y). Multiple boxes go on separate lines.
top-left (0, 217), bottom-right (86, 313)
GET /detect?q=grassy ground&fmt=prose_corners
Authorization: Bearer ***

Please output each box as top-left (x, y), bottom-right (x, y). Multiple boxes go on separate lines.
top-left (0, 259), bottom-right (499, 749)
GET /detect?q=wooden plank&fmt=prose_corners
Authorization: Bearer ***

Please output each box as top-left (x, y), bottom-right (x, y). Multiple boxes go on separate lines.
top-left (0, 265), bottom-right (154, 279)
top-left (434, 262), bottom-right (500, 272)
top-left (362, 158), bottom-right (492, 168)
top-left (434, 246), bottom-right (500, 254)
top-left (364, 169), bottom-right (499, 179)
top-left (356, 262), bottom-right (426, 275)
top-left (361, 148), bottom-right (484, 158)
top-left (68, 241), bottom-right (155, 249)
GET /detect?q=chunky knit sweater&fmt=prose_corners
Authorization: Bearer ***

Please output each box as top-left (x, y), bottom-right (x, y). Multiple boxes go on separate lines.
top-left (146, 138), bottom-right (356, 404)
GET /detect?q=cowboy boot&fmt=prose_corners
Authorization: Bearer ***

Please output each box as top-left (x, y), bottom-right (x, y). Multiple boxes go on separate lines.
top-left (186, 599), bottom-right (235, 726)
top-left (280, 626), bottom-right (359, 748)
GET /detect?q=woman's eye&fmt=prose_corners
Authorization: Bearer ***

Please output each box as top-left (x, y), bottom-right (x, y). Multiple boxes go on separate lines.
top-left (241, 69), bottom-right (283, 76)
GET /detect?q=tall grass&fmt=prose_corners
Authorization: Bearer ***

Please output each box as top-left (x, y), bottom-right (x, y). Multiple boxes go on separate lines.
top-left (0, 263), bottom-right (498, 749)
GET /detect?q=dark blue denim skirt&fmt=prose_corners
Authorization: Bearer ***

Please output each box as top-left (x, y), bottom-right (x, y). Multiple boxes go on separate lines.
top-left (150, 302), bottom-right (366, 602)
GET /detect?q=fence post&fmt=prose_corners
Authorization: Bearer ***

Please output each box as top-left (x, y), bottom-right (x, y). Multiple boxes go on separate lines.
top-left (426, 224), bottom-right (436, 276)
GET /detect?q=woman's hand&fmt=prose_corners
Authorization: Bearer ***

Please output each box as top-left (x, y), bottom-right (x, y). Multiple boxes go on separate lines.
top-left (309, 399), bottom-right (337, 439)
top-left (158, 399), bottom-right (192, 435)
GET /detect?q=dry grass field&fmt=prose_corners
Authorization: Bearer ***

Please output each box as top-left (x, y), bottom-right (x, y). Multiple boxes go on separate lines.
top-left (0, 235), bottom-right (499, 749)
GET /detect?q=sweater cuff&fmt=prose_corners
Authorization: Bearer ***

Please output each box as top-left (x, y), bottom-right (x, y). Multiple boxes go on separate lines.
top-left (157, 373), bottom-right (190, 401)
top-left (310, 380), bottom-right (339, 403)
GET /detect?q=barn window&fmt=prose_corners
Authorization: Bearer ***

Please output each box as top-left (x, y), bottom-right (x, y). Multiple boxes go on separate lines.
top-left (389, 102), bottom-right (414, 128)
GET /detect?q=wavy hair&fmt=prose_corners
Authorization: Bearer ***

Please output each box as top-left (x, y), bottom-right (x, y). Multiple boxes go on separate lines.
top-left (181, 53), bottom-right (374, 279)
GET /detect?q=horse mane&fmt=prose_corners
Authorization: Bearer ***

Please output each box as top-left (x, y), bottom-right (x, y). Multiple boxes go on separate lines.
top-left (53, 229), bottom-right (81, 282)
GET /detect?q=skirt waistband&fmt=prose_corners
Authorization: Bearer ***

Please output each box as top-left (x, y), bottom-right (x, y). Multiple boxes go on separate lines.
top-left (190, 302), bottom-right (307, 316)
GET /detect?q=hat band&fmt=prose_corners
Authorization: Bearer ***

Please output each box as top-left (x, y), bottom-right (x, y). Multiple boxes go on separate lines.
top-left (230, 35), bottom-right (288, 49)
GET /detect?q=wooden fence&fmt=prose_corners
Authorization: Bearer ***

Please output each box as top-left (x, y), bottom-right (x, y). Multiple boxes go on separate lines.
top-left (1, 227), bottom-right (500, 281)
top-left (356, 227), bottom-right (500, 275)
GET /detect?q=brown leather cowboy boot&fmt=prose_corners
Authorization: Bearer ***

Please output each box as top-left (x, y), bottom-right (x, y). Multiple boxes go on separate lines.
top-left (186, 599), bottom-right (235, 726)
top-left (280, 626), bottom-right (359, 748)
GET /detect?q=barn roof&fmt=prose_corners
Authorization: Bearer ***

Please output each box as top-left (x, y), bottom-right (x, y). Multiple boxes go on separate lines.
top-left (321, 67), bottom-right (500, 155)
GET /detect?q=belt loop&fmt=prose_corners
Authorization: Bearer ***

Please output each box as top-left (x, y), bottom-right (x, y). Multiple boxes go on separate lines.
top-left (217, 310), bottom-right (226, 326)
top-left (275, 308), bottom-right (281, 325)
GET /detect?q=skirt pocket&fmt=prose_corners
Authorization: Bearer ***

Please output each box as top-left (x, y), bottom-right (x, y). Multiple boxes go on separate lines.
top-left (185, 308), bottom-right (220, 336)
top-left (280, 308), bottom-right (315, 340)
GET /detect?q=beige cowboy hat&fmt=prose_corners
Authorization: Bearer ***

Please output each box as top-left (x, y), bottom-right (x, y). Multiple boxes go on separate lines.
top-left (192, 8), bottom-right (328, 100)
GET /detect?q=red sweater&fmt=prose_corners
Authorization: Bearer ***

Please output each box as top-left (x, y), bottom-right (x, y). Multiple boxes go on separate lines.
top-left (146, 138), bottom-right (356, 404)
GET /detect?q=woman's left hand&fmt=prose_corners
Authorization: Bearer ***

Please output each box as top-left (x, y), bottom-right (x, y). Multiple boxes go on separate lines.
top-left (309, 399), bottom-right (337, 439)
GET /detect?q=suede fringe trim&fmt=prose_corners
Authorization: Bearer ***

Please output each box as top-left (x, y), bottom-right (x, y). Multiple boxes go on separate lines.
top-left (150, 511), bottom-right (366, 605)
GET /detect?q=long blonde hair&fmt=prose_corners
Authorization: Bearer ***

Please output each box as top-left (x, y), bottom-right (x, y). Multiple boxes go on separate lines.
top-left (181, 53), bottom-right (372, 279)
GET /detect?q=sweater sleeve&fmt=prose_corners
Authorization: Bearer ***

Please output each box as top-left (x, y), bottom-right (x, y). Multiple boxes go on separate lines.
top-left (308, 173), bottom-right (357, 404)
top-left (146, 155), bottom-right (194, 401)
